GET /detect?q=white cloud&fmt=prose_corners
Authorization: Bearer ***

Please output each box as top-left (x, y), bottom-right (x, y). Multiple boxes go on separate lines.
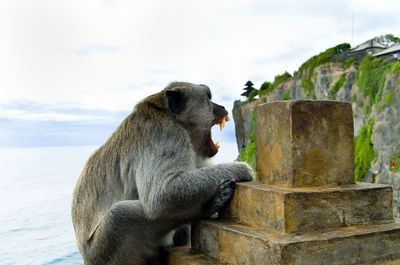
top-left (0, 0), bottom-right (399, 147)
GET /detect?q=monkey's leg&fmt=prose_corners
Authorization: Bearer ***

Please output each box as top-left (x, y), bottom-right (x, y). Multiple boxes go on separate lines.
top-left (84, 200), bottom-right (177, 265)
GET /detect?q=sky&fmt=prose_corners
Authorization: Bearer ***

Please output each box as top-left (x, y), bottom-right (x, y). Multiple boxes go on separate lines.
top-left (0, 0), bottom-right (399, 161)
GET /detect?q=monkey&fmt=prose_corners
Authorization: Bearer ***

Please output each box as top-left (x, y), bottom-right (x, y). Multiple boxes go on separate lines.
top-left (71, 82), bottom-right (254, 265)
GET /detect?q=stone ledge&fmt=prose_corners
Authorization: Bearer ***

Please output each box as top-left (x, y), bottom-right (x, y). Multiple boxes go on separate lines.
top-left (163, 246), bottom-right (224, 265)
top-left (223, 181), bottom-right (393, 234)
top-left (192, 218), bottom-right (400, 265)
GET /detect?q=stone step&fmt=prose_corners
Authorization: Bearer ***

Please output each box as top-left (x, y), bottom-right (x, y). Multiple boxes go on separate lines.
top-left (163, 246), bottom-right (224, 265)
top-left (223, 181), bottom-right (393, 234)
top-left (192, 218), bottom-right (400, 265)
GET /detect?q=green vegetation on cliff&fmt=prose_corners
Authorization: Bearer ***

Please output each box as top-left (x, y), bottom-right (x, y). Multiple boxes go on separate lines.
top-left (259, 72), bottom-right (292, 97)
top-left (238, 110), bottom-right (257, 177)
top-left (256, 43), bottom-right (351, 100)
top-left (298, 43), bottom-right (351, 78)
top-left (355, 55), bottom-right (388, 105)
top-left (328, 73), bottom-right (347, 100)
top-left (390, 149), bottom-right (400, 173)
top-left (354, 119), bottom-right (376, 181)
top-left (281, 92), bottom-right (290, 100)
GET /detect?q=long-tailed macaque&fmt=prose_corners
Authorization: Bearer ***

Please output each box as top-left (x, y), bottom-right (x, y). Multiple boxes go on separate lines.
top-left (71, 82), bottom-right (254, 264)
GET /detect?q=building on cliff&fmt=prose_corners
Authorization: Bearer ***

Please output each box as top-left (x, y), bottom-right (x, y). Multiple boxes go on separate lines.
top-left (345, 38), bottom-right (387, 61)
top-left (374, 44), bottom-right (400, 62)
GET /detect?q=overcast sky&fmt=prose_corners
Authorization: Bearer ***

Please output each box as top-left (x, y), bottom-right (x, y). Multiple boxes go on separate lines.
top-left (0, 0), bottom-right (399, 160)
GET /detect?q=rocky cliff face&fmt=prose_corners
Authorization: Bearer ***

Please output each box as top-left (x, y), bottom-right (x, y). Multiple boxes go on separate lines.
top-left (233, 59), bottom-right (400, 217)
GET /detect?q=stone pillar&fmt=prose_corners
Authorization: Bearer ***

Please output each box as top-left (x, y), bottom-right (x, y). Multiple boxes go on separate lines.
top-left (255, 100), bottom-right (354, 187)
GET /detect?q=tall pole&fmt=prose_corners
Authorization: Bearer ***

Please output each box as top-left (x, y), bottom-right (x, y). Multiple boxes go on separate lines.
top-left (352, 9), bottom-right (355, 43)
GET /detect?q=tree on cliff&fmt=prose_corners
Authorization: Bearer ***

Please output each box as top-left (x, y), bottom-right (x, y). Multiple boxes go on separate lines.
top-left (375, 34), bottom-right (400, 47)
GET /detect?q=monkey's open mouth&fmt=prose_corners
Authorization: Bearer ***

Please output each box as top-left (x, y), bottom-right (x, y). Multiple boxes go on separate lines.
top-left (207, 115), bottom-right (230, 156)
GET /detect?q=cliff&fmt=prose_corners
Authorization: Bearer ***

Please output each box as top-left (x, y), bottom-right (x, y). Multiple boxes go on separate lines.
top-left (234, 49), bottom-right (400, 218)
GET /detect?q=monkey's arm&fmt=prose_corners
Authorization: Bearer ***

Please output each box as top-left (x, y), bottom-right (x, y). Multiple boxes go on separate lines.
top-left (137, 158), bottom-right (254, 221)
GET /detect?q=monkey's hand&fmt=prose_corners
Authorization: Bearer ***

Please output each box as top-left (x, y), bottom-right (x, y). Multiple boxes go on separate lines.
top-left (227, 162), bottom-right (255, 182)
top-left (202, 179), bottom-right (236, 218)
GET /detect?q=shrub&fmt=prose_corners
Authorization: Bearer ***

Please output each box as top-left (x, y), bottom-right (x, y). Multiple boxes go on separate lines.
top-left (344, 58), bottom-right (359, 70)
top-left (354, 119), bottom-right (376, 181)
top-left (281, 92), bottom-right (290, 100)
top-left (302, 77), bottom-right (314, 98)
top-left (356, 55), bottom-right (389, 105)
top-left (247, 89), bottom-right (259, 101)
top-left (328, 73), bottom-right (347, 100)
top-left (389, 149), bottom-right (400, 173)
top-left (298, 43), bottom-right (351, 78)
top-left (364, 105), bottom-right (371, 114)
top-left (384, 91), bottom-right (393, 105)
top-left (390, 61), bottom-right (400, 74)
top-left (259, 82), bottom-right (272, 96)
top-left (351, 93), bottom-right (357, 102)
top-left (258, 73), bottom-right (292, 97)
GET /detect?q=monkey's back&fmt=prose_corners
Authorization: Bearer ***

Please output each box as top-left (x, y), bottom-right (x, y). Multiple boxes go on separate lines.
top-left (71, 97), bottom-right (194, 248)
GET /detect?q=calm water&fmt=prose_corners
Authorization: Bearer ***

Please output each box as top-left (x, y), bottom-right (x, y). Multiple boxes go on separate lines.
top-left (0, 146), bottom-right (97, 265)
top-left (0, 143), bottom-right (238, 265)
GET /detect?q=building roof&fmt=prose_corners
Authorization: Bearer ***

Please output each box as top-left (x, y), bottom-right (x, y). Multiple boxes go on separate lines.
top-left (373, 44), bottom-right (400, 57)
top-left (350, 39), bottom-right (387, 52)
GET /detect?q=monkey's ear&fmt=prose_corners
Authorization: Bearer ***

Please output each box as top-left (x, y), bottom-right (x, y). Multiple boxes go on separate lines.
top-left (165, 90), bottom-right (186, 115)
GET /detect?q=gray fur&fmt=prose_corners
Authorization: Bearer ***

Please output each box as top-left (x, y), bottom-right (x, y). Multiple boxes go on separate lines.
top-left (71, 82), bottom-right (254, 265)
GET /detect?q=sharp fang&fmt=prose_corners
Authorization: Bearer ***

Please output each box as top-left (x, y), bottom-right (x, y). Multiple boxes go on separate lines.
top-left (220, 118), bottom-right (225, 131)
top-left (215, 141), bottom-right (220, 149)
top-left (225, 116), bottom-right (230, 122)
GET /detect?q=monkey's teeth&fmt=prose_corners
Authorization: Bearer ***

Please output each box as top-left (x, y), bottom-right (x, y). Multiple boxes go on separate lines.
top-left (215, 141), bottom-right (220, 149)
top-left (220, 119), bottom-right (226, 131)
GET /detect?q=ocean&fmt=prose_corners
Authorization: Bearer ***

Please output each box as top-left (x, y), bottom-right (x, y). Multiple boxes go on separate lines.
top-left (0, 146), bottom-right (96, 265)
top-left (0, 143), bottom-right (238, 264)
